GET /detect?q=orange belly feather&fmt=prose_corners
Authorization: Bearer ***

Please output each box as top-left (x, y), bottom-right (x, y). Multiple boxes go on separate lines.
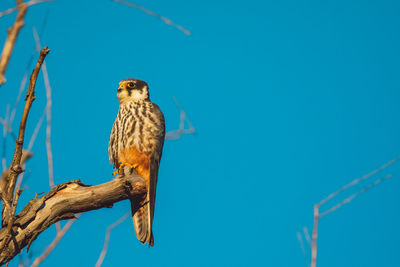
top-left (118, 146), bottom-right (150, 188)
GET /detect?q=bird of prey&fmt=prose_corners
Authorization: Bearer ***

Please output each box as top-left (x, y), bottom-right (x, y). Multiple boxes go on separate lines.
top-left (108, 78), bottom-right (165, 246)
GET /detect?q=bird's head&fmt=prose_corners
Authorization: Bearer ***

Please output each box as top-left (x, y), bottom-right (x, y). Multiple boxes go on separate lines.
top-left (117, 78), bottom-right (149, 104)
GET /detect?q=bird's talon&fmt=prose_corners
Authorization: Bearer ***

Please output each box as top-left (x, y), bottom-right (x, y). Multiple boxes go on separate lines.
top-left (118, 162), bottom-right (138, 173)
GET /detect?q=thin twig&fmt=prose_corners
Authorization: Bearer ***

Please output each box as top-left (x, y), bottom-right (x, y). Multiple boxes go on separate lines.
top-left (165, 96), bottom-right (196, 140)
top-left (320, 174), bottom-right (393, 218)
top-left (30, 214), bottom-right (81, 267)
top-left (296, 231), bottom-right (308, 267)
top-left (9, 11), bottom-right (49, 127)
top-left (15, 108), bottom-right (45, 195)
top-left (113, 0), bottom-right (191, 36)
top-left (33, 27), bottom-right (54, 188)
top-left (13, 11), bottom-right (50, 202)
top-left (0, 0), bottom-right (53, 18)
top-left (27, 108), bottom-right (46, 152)
top-left (0, 118), bottom-right (12, 136)
top-left (309, 156), bottom-right (398, 267)
top-left (0, 46), bottom-right (50, 253)
top-left (95, 211), bottom-right (130, 267)
top-left (0, 1), bottom-right (28, 85)
top-left (310, 204), bottom-right (319, 267)
top-left (2, 106), bottom-right (10, 171)
top-left (0, 118), bottom-right (17, 141)
top-left (13, 150), bottom-right (33, 204)
top-left (33, 27), bottom-right (59, 233)
top-left (318, 156), bottom-right (400, 206)
top-left (302, 226), bottom-right (312, 247)
top-left (10, 71), bottom-right (28, 126)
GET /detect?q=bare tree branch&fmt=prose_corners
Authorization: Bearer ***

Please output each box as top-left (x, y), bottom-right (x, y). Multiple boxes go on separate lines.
top-left (318, 156), bottom-right (400, 206)
top-left (0, 1), bottom-right (28, 86)
top-left (32, 27), bottom-right (61, 236)
top-left (15, 102), bottom-right (46, 202)
top-left (308, 156), bottom-right (398, 267)
top-left (0, 0), bottom-right (53, 18)
top-left (9, 18), bottom-right (49, 128)
top-left (320, 174), bottom-right (392, 218)
top-left (7, 14), bottom-right (51, 206)
top-left (1, 106), bottom-right (10, 172)
top-left (33, 27), bottom-right (55, 189)
top-left (0, 47), bottom-right (50, 254)
top-left (296, 231), bottom-right (308, 267)
top-left (302, 226), bottom-right (311, 247)
top-left (0, 117), bottom-right (16, 141)
top-left (9, 71), bottom-right (28, 127)
top-left (165, 97), bottom-right (196, 140)
top-left (113, 0), bottom-right (191, 36)
top-left (310, 204), bottom-right (319, 267)
top-left (95, 211), bottom-right (130, 267)
top-left (0, 167), bottom-right (147, 265)
top-left (27, 109), bottom-right (45, 152)
top-left (30, 214), bottom-right (81, 267)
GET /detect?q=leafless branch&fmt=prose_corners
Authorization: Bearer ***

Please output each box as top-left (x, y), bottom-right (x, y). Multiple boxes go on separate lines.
top-left (14, 104), bottom-right (46, 200)
top-left (165, 97), bottom-right (196, 140)
top-left (318, 155), bottom-right (400, 206)
top-left (113, 0), bottom-right (191, 36)
top-left (320, 174), bottom-right (392, 218)
top-left (9, 71), bottom-right (28, 127)
top-left (310, 204), bottom-right (319, 267)
top-left (27, 108), bottom-right (46, 152)
top-left (296, 232), bottom-right (308, 267)
top-left (14, 20), bottom-right (51, 229)
top-left (30, 214), bottom-right (81, 267)
top-left (33, 27), bottom-right (54, 189)
top-left (308, 156), bottom-right (398, 267)
top-left (1, 106), bottom-right (10, 172)
top-left (0, 1), bottom-right (28, 86)
top-left (302, 226), bottom-right (311, 247)
top-left (0, 117), bottom-right (16, 141)
top-left (0, 118), bottom-right (12, 137)
top-left (10, 20), bottom-right (48, 127)
top-left (0, 0), bottom-right (53, 18)
top-left (95, 211), bottom-right (130, 267)
top-left (0, 167), bottom-right (147, 265)
top-left (0, 47), bottom-right (50, 255)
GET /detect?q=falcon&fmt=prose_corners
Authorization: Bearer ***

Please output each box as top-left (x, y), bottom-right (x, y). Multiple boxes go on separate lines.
top-left (108, 78), bottom-right (165, 246)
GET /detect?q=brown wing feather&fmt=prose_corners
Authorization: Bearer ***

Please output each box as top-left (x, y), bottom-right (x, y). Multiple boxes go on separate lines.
top-left (131, 186), bottom-right (152, 245)
top-left (131, 102), bottom-right (164, 246)
top-left (147, 103), bottom-right (165, 245)
top-left (130, 144), bottom-right (163, 246)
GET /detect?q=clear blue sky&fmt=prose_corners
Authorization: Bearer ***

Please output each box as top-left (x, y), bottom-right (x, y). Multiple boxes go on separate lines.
top-left (1, 0), bottom-right (400, 266)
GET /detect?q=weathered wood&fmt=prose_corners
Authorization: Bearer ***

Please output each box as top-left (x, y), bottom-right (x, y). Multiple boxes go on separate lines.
top-left (0, 167), bottom-right (146, 265)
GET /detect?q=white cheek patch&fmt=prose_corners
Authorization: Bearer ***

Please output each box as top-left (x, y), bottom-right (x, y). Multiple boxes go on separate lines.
top-left (117, 90), bottom-right (128, 100)
top-left (118, 89), bottom-right (148, 104)
top-left (131, 90), bottom-right (146, 99)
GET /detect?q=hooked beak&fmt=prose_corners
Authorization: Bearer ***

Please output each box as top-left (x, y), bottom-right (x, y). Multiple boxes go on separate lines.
top-left (117, 84), bottom-right (126, 93)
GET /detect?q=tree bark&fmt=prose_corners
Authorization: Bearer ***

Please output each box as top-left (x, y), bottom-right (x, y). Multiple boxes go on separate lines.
top-left (0, 167), bottom-right (146, 266)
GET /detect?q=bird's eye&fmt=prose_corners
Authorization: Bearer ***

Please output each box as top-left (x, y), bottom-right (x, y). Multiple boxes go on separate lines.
top-left (128, 82), bottom-right (135, 88)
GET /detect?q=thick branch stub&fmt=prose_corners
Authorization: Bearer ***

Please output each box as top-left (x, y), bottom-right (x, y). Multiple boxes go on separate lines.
top-left (0, 171), bottom-right (146, 265)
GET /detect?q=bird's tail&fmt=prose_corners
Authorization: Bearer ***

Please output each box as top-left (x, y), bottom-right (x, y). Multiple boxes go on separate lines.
top-left (131, 193), bottom-right (153, 246)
